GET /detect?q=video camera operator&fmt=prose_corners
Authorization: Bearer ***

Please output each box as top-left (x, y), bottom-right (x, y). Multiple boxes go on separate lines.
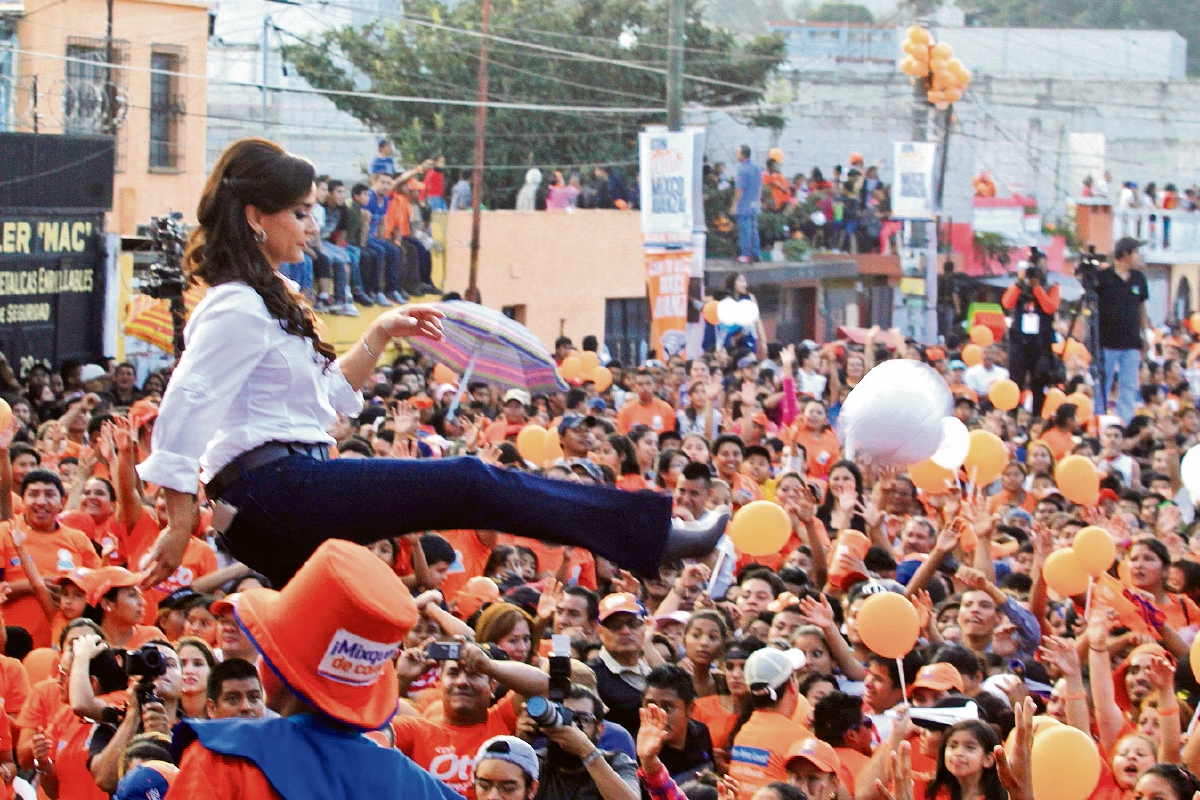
top-left (1001, 248), bottom-right (1061, 415)
top-left (68, 633), bottom-right (183, 793)
top-left (393, 635), bottom-right (550, 798)
top-left (1097, 236), bottom-right (1151, 423)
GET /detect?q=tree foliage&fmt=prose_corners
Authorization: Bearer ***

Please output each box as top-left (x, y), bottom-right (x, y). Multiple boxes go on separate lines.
top-left (964, 0), bottom-right (1199, 75)
top-left (282, 0), bottom-right (785, 205)
top-left (807, 3), bottom-right (874, 23)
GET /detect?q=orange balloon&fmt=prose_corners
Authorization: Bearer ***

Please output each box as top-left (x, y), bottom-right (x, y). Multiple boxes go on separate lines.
top-left (560, 356), bottom-right (584, 382)
top-left (1191, 312), bottom-right (1200, 333)
top-left (963, 430), bottom-right (1007, 486)
top-left (969, 324), bottom-right (994, 347)
top-left (961, 343), bottom-right (982, 367)
top-left (1032, 724), bottom-right (1102, 800)
top-left (1056, 454), bottom-right (1099, 506)
top-left (542, 428), bottom-right (563, 465)
top-left (579, 351), bottom-right (600, 373)
top-left (988, 378), bottom-right (1020, 411)
top-left (1072, 526), bottom-right (1116, 577)
top-left (515, 425), bottom-right (548, 463)
top-left (432, 364), bottom-right (457, 385)
top-left (944, 87), bottom-right (963, 103)
top-left (1042, 549), bottom-right (1089, 597)
top-left (908, 458), bottom-right (955, 494)
top-left (590, 366), bottom-right (613, 392)
top-left (1041, 388), bottom-right (1066, 419)
top-left (856, 592), bottom-right (921, 659)
top-left (728, 501), bottom-right (791, 557)
top-left (0, 398), bottom-right (11, 433)
top-left (702, 300), bottom-right (720, 325)
top-left (1065, 392), bottom-right (1093, 423)
top-left (908, 26), bottom-right (932, 46)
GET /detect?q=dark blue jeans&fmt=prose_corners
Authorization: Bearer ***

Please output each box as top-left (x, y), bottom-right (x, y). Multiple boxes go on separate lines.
top-left (216, 454), bottom-right (673, 587)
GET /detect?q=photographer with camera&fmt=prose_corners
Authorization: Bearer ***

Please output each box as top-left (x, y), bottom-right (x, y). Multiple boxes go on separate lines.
top-left (393, 635), bottom-right (551, 798)
top-left (69, 634), bottom-right (183, 794)
top-left (1097, 236), bottom-right (1151, 423)
top-left (1001, 249), bottom-right (1060, 415)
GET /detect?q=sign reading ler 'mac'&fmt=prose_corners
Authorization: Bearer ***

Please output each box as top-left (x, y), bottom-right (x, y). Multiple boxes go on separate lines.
top-left (0, 212), bottom-right (107, 370)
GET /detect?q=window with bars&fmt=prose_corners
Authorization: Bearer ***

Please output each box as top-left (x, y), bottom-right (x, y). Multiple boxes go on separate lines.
top-left (149, 47), bottom-right (185, 172)
top-left (605, 297), bottom-right (650, 367)
top-left (64, 37), bottom-right (129, 171)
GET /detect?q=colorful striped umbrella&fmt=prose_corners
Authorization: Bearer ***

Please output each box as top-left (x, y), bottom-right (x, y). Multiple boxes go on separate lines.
top-left (407, 300), bottom-right (567, 396)
top-left (123, 286), bottom-right (205, 352)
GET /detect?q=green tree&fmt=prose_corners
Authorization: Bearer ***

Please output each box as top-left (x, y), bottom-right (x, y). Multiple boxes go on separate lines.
top-left (282, 0), bottom-right (785, 205)
top-left (807, 3), bottom-right (874, 23)
top-left (964, 0), bottom-right (1199, 75)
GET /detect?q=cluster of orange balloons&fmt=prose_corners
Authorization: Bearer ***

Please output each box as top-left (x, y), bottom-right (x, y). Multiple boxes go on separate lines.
top-left (560, 351), bottom-right (613, 392)
top-left (515, 424), bottom-right (563, 466)
top-left (898, 26), bottom-right (972, 108)
top-left (1042, 525), bottom-right (1115, 598)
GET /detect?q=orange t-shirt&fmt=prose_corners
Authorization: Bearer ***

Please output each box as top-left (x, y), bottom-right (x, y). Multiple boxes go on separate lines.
top-left (497, 534), bottom-right (597, 590)
top-left (174, 744), bottom-right (282, 800)
top-left (0, 518), bottom-right (101, 648)
top-left (0, 657), bottom-right (30, 719)
top-left (616, 474), bottom-right (653, 492)
top-left (141, 536), bottom-right (219, 626)
top-left (392, 697), bottom-right (519, 800)
top-left (692, 695), bottom-right (738, 751)
top-left (617, 397), bottom-right (677, 435)
top-left (791, 427), bottom-right (842, 480)
top-left (45, 703), bottom-right (109, 800)
top-left (949, 384), bottom-right (979, 403)
top-left (15, 677), bottom-right (59, 732)
top-left (986, 490), bottom-right (1037, 515)
top-left (438, 530), bottom-right (495, 600)
top-left (729, 710), bottom-right (815, 798)
top-left (105, 506), bottom-right (162, 572)
top-left (833, 746), bottom-right (871, 796)
top-left (764, 173), bottom-right (791, 209)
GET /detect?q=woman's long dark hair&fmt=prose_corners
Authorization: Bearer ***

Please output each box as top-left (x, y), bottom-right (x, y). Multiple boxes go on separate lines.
top-left (187, 138), bottom-right (335, 364)
top-left (926, 720), bottom-right (1006, 800)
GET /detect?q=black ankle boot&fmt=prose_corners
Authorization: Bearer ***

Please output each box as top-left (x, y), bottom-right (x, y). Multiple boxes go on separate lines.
top-left (662, 508), bottom-right (730, 564)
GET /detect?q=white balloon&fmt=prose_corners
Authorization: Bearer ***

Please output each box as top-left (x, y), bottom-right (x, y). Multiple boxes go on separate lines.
top-left (836, 360), bottom-right (953, 465)
top-left (1182, 445), bottom-right (1200, 501)
top-left (931, 416), bottom-right (970, 469)
top-left (717, 297), bottom-right (760, 328)
top-left (717, 297), bottom-right (739, 325)
top-left (811, 211), bottom-right (827, 226)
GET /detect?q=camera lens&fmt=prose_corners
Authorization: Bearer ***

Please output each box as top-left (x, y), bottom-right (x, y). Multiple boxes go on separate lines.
top-left (526, 696), bottom-right (562, 727)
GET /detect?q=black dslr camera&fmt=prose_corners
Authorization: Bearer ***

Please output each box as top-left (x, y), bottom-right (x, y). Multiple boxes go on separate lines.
top-left (125, 644), bottom-right (168, 708)
top-left (525, 635), bottom-right (573, 728)
top-left (1023, 246), bottom-right (1047, 286)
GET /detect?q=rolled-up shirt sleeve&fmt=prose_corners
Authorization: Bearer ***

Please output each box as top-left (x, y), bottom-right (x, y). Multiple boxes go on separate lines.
top-left (1001, 596), bottom-right (1042, 660)
top-left (137, 294), bottom-right (270, 494)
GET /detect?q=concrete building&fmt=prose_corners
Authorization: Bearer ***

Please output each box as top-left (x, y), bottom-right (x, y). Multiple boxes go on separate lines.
top-left (206, 0), bottom-right (389, 179)
top-left (10, 0), bottom-right (210, 232)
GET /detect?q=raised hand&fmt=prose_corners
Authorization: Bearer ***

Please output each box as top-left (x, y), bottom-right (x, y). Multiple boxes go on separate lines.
top-left (1037, 635), bottom-right (1082, 678)
top-left (799, 593), bottom-right (836, 629)
top-left (391, 401), bottom-right (419, 437)
top-left (995, 698), bottom-right (1034, 800)
top-left (636, 704), bottom-right (670, 766)
top-left (373, 305), bottom-right (446, 342)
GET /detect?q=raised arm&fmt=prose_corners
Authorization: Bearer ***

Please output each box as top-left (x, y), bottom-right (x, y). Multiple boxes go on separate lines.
top-left (1086, 603), bottom-right (1126, 753)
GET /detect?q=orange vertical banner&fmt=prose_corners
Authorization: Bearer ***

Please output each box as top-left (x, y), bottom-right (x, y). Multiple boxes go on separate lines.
top-left (646, 248), bottom-right (693, 358)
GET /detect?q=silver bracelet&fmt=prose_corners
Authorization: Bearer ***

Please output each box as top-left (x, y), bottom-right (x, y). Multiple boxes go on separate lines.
top-left (582, 748), bottom-right (604, 768)
top-left (362, 339), bottom-right (378, 359)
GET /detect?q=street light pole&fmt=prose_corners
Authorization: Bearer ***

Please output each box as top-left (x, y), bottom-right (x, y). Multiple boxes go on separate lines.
top-left (466, 0), bottom-right (490, 304)
top-left (103, 0), bottom-right (116, 135)
top-left (666, 0), bottom-right (684, 130)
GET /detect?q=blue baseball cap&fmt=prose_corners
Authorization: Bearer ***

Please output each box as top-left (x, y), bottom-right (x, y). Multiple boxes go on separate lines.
top-left (948, 359), bottom-right (967, 371)
top-left (476, 736), bottom-right (540, 784)
top-left (115, 761), bottom-right (177, 800)
top-left (558, 412), bottom-right (590, 435)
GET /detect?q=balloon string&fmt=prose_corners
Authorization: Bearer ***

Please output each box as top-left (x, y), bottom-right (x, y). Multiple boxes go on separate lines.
top-left (1084, 576), bottom-right (1093, 619)
top-left (896, 655), bottom-right (907, 701)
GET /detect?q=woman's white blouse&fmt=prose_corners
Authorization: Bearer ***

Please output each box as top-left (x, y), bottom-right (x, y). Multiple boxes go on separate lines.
top-left (137, 282), bottom-right (364, 494)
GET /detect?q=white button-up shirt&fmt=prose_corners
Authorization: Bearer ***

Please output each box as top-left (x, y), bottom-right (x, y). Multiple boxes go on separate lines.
top-left (136, 282), bottom-right (364, 494)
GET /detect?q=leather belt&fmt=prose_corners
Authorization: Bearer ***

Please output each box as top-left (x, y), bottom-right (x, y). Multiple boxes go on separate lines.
top-left (205, 441), bottom-right (330, 501)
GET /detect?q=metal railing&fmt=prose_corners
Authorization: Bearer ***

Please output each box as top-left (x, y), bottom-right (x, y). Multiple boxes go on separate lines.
top-left (1112, 207), bottom-right (1200, 264)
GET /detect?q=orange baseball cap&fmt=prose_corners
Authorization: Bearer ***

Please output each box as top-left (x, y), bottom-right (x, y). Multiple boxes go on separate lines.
top-left (210, 593), bottom-right (239, 617)
top-left (85, 567), bottom-right (142, 606)
top-left (910, 662), bottom-right (965, 695)
top-left (57, 567), bottom-right (93, 593)
top-left (785, 738), bottom-right (841, 774)
top-left (597, 592), bottom-right (646, 622)
top-left (233, 539), bottom-right (418, 730)
top-left (128, 399), bottom-right (159, 431)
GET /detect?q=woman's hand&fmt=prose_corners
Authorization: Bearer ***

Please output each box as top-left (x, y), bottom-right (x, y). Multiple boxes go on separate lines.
top-left (372, 305), bottom-right (446, 342)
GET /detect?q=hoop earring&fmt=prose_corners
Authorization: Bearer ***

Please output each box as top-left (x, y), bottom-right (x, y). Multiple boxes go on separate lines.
top-left (253, 227), bottom-right (267, 244)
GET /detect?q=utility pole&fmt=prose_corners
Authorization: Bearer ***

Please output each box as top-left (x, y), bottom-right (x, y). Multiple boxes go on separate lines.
top-left (102, 0), bottom-right (116, 135)
top-left (666, 0), bottom-right (685, 130)
top-left (261, 13), bottom-right (271, 137)
top-left (466, 0), bottom-right (490, 304)
top-left (912, 0), bottom-right (939, 344)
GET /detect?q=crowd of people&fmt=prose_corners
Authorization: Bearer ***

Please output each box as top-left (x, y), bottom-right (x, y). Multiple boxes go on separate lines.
top-left (0, 235), bottom-right (1199, 800)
